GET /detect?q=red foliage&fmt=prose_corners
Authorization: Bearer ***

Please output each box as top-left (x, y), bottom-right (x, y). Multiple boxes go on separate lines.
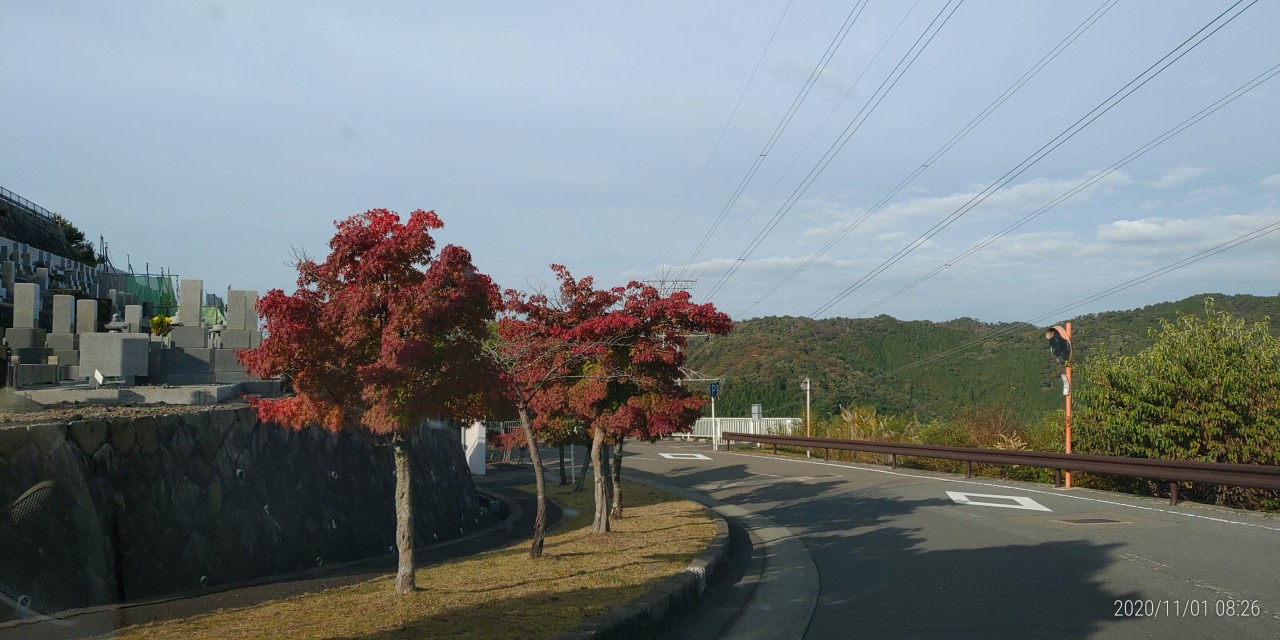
top-left (510, 269), bottom-right (732, 442)
top-left (238, 209), bottom-right (500, 434)
top-left (493, 265), bottom-right (623, 446)
top-left (492, 428), bottom-right (529, 454)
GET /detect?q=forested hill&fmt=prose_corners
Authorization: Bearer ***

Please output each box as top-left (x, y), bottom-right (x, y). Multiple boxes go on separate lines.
top-left (685, 293), bottom-right (1280, 423)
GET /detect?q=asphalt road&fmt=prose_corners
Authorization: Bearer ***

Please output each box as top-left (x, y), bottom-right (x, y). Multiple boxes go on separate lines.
top-left (618, 440), bottom-right (1280, 640)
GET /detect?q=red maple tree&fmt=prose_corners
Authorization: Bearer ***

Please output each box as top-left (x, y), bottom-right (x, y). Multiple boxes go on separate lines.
top-left (530, 279), bottom-right (732, 533)
top-left (238, 208), bottom-right (499, 594)
top-left (490, 265), bottom-right (623, 557)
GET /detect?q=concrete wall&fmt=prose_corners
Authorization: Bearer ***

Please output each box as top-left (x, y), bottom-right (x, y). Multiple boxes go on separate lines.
top-left (0, 407), bottom-right (495, 620)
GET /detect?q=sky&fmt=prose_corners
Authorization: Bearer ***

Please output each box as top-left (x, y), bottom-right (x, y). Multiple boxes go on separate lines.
top-left (2, 0), bottom-right (1278, 323)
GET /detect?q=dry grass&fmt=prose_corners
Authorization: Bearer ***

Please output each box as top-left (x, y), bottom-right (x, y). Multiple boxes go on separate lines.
top-left (115, 479), bottom-right (714, 640)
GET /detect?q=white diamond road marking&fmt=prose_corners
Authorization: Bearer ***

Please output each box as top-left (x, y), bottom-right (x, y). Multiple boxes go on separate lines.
top-left (659, 453), bottom-right (711, 460)
top-left (947, 491), bottom-right (1052, 512)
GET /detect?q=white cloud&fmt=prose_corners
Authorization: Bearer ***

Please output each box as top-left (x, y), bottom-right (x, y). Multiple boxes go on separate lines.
top-left (1260, 173), bottom-right (1280, 190)
top-left (1182, 185), bottom-right (1235, 204)
top-left (801, 170), bottom-right (1132, 240)
top-left (961, 231), bottom-right (1082, 266)
top-left (673, 253), bottom-right (857, 281)
top-left (1144, 166), bottom-right (1205, 189)
top-left (1084, 210), bottom-right (1279, 254)
top-left (873, 231), bottom-right (912, 243)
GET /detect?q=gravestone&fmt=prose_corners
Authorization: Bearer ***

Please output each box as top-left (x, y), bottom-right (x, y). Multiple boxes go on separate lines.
top-left (169, 326), bottom-right (209, 349)
top-left (179, 279), bottom-right (203, 327)
top-left (1, 261), bottom-right (13, 295)
top-left (107, 288), bottom-right (124, 317)
top-left (79, 333), bottom-right (150, 382)
top-left (226, 290), bottom-right (259, 330)
top-left (76, 299), bottom-right (100, 334)
top-left (52, 295), bottom-right (76, 333)
top-left (13, 283), bottom-right (40, 328)
top-left (222, 289), bottom-right (263, 348)
top-left (5, 327), bottom-right (47, 350)
top-left (125, 305), bottom-right (144, 334)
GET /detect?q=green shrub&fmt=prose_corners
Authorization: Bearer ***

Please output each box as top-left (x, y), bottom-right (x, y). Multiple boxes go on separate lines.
top-left (1076, 299), bottom-right (1280, 510)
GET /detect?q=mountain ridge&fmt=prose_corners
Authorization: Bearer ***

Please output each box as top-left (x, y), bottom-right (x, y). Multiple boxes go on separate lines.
top-left (686, 293), bottom-right (1280, 423)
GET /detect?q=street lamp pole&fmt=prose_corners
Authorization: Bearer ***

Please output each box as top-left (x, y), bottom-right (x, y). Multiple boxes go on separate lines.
top-left (709, 379), bottom-right (721, 451)
top-left (711, 390), bottom-right (718, 451)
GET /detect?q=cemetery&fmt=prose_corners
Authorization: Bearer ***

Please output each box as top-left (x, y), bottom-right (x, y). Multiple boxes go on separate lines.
top-left (1, 189), bottom-right (271, 399)
top-left (0, 191), bottom-right (497, 625)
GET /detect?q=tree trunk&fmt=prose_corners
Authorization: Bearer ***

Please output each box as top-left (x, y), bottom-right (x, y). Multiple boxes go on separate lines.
top-left (518, 406), bottom-right (547, 559)
top-left (590, 427), bottom-right (612, 533)
top-left (558, 444), bottom-right (568, 485)
top-left (610, 437), bottom-right (625, 519)
top-left (575, 444), bottom-right (591, 492)
top-left (392, 430), bottom-right (416, 594)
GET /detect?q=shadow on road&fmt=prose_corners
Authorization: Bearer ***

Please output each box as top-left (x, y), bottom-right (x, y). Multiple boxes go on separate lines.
top-left (646, 457), bottom-right (1141, 639)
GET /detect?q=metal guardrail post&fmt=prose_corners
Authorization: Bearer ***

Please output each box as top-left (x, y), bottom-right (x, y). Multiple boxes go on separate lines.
top-left (891, 453), bottom-right (897, 469)
top-left (722, 432), bottom-right (1280, 499)
top-left (1169, 482), bottom-right (1179, 506)
top-left (966, 461), bottom-right (973, 478)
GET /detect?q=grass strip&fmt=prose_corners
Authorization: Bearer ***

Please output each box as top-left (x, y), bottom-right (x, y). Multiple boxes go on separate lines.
top-left (115, 478), bottom-right (713, 639)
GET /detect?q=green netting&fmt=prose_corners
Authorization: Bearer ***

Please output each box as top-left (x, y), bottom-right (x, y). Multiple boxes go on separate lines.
top-left (125, 275), bottom-right (178, 314)
top-left (201, 305), bottom-right (226, 326)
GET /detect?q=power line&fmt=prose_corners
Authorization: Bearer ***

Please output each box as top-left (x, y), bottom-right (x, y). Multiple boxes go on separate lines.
top-left (701, 0), bottom-right (965, 302)
top-left (710, 0), bottom-right (927, 262)
top-left (646, 0), bottom-right (796, 278)
top-left (858, 219), bottom-right (1280, 385)
top-left (736, 0), bottom-right (1120, 317)
top-left (674, 0), bottom-right (872, 282)
top-left (853, 60), bottom-right (1280, 317)
top-left (808, 0), bottom-right (1258, 318)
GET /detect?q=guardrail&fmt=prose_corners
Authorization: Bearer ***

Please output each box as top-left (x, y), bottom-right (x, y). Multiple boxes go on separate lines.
top-left (0, 186), bottom-right (57, 221)
top-left (721, 432), bottom-right (1280, 506)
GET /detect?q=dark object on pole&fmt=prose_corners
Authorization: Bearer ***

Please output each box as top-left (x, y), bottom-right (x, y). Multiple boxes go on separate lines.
top-left (1045, 325), bottom-right (1072, 363)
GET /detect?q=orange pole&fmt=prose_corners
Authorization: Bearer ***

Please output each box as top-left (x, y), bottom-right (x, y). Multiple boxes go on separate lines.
top-left (1064, 322), bottom-right (1073, 489)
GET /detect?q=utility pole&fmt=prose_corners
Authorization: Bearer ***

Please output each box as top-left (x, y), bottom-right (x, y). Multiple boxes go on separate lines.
top-left (643, 270), bottom-right (697, 297)
top-left (802, 377), bottom-right (812, 457)
top-left (1064, 322), bottom-right (1073, 488)
top-left (1045, 323), bottom-right (1074, 489)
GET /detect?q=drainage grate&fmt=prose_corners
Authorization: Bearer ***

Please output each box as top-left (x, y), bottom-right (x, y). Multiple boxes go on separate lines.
top-left (1058, 518), bottom-right (1124, 525)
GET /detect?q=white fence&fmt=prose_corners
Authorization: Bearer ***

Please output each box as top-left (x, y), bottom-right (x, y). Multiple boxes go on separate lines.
top-left (682, 417), bottom-right (801, 440)
top-left (486, 417), bottom-right (801, 441)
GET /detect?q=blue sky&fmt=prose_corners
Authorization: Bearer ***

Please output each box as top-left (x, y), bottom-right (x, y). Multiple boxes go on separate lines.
top-left (2, 1), bottom-right (1277, 323)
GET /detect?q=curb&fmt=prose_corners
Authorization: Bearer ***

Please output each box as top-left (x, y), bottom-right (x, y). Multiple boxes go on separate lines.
top-left (553, 503), bottom-right (732, 640)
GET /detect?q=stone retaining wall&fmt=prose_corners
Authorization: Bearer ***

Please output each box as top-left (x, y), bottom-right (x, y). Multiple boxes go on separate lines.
top-left (0, 406), bottom-right (494, 620)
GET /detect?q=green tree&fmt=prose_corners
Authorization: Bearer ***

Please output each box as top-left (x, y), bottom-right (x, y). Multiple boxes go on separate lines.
top-left (54, 215), bottom-right (100, 265)
top-left (1076, 299), bottom-right (1280, 509)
